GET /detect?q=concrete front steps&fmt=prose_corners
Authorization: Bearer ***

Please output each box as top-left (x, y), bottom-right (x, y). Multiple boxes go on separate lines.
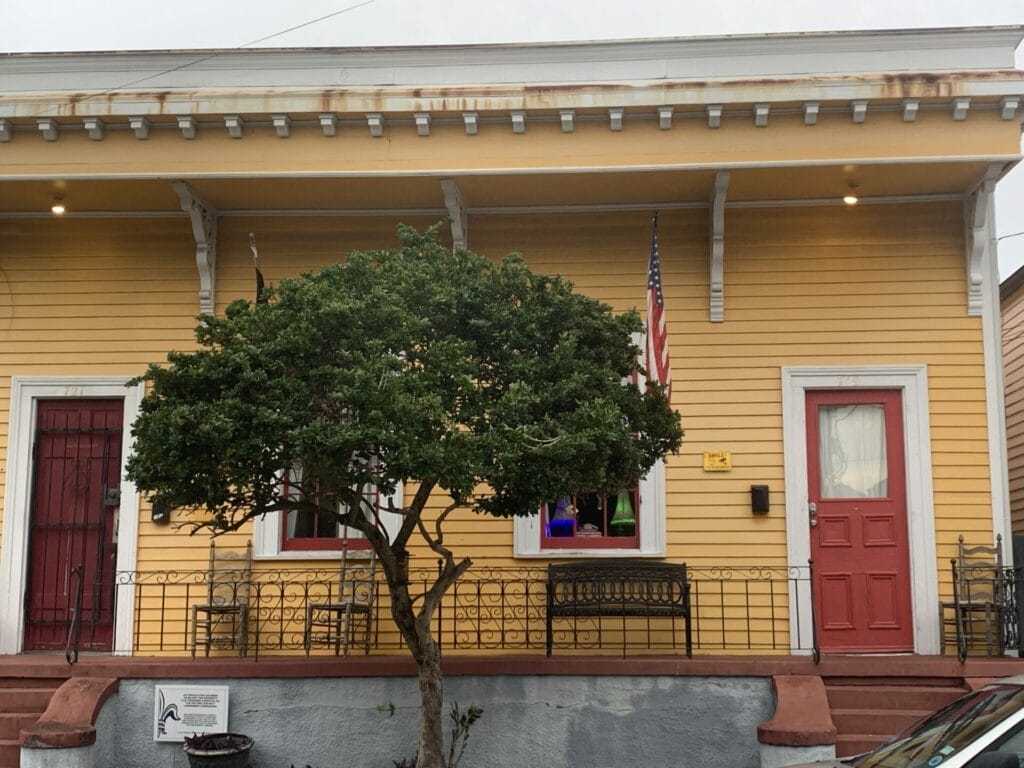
top-left (0, 677), bottom-right (65, 768)
top-left (826, 676), bottom-right (969, 757)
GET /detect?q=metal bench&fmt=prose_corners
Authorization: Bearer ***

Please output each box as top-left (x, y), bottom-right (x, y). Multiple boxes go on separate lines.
top-left (546, 560), bottom-right (692, 657)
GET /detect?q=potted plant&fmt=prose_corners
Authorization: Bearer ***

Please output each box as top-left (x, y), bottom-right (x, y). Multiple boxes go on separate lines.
top-left (182, 732), bottom-right (254, 768)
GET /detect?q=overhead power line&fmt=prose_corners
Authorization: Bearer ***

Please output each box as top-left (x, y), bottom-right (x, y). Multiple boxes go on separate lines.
top-left (31, 0), bottom-right (376, 117)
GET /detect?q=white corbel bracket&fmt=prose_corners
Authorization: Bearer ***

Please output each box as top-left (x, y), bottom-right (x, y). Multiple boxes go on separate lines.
top-left (0, 120), bottom-right (11, 142)
top-left (707, 105), bottom-right (723, 129)
top-left (560, 110), bottom-right (575, 133)
top-left (319, 113), bottom-right (338, 136)
top-left (952, 97), bottom-right (970, 121)
top-left (129, 116), bottom-right (150, 140)
top-left (37, 118), bottom-right (58, 142)
top-left (177, 116), bottom-right (197, 139)
top-left (272, 114), bottom-right (291, 138)
top-left (440, 179), bottom-right (468, 250)
top-left (851, 100), bottom-right (868, 124)
top-left (964, 165), bottom-right (1001, 317)
top-left (414, 113), bottom-right (431, 137)
top-left (709, 171), bottom-right (729, 322)
top-left (172, 181), bottom-right (218, 315)
top-left (754, 104), bottom-right (770, 127)
top-left (658, 106), bottom-right (673, 130)
top-left (1001, 97), bottom-right (1020, 120)
top-left (803, 102), bottom-right (819, 126)
top-left (224, 115), bottom-right (244, 139)
top-left (83, 118), bottom-right (105, 140)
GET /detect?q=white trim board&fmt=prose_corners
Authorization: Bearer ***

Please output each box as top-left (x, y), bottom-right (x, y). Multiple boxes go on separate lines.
top-left (780, 365), bottom-right (938, 655)
top-left (0, 377), bottom-right (143, 655)
top-left (0, 153), bottom-right (1018, 182)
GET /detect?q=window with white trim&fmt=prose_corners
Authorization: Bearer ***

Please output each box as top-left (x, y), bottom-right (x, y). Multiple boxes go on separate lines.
top-left (513, 460), bottom-right (665, 558)
top-left (254, 474), bottom-right (403, 560)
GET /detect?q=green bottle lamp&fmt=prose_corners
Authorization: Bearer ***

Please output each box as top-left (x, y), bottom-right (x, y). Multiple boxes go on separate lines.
top-left (609, 490), bottom-right (635, 536)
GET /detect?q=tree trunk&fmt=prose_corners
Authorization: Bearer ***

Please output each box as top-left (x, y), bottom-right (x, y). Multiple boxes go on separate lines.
top-left (382, 548), bottom-right (448, 768)
top-left (415, 636), bottom-right (445, 768)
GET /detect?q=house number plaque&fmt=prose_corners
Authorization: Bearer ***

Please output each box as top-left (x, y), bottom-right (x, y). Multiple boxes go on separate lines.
top-left (702, 451), bottom-right (732, 471)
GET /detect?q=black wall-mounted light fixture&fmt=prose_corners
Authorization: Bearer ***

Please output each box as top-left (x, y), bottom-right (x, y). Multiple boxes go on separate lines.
top-left (750, 485), bottom-right (770, 515)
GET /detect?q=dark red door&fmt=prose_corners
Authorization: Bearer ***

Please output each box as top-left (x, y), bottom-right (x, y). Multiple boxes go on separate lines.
top-left (23, 400), bottom-right (122, 652)
top-left (807, 389), bottom-right (913, 653)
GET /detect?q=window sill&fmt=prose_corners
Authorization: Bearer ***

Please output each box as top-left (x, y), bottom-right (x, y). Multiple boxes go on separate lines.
top-left (253, 550), bottom-right (374, 562)
top-left (515, 549), bottom-right (663, 559)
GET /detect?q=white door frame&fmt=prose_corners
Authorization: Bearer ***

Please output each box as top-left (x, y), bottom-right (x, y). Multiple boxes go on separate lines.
top-left (781, 365), bottom-right (938, 655)
top-left (0, 376), bottom-right (143, 655)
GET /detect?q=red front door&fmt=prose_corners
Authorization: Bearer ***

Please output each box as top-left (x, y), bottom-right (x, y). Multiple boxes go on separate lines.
top-left (806, 389), bottom-right (913, 653)
top-left (23, 400), bottom-right (122, 652)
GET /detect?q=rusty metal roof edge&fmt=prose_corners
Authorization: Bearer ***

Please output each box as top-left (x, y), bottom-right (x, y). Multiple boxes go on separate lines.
top-left (1, 73), bottom-right (1022, 121)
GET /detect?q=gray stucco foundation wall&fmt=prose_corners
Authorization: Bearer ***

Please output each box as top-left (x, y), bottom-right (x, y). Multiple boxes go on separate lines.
top-left (109, 675), bottom-right (773, 768)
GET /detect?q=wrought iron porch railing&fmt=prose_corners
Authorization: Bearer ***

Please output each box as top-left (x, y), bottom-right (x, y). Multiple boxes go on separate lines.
top-left (71, 564), bottom-right (814, 659)
top-left (945, 564), bottom-right (1024, 661)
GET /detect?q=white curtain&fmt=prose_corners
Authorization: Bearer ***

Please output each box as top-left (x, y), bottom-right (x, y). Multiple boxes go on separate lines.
top-left (819, 404), bottom-right (888, 498)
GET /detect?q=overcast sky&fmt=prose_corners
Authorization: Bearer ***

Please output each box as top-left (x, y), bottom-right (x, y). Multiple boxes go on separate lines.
top-left (4, 0), bottom-right (1023, 278)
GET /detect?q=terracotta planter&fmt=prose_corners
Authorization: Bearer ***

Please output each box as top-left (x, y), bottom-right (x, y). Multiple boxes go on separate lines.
top-left (182, 733), bottom-right (254, 768)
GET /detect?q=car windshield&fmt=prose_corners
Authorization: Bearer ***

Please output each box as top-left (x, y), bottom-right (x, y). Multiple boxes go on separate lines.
top-left (849, 685), bottom-right (1024, 768)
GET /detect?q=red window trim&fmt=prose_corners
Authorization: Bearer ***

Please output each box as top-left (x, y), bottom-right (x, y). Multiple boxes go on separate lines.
top-left (539, 489), bottom-right (640, 550)
top-left (280, 476), bottom-right (376, 552)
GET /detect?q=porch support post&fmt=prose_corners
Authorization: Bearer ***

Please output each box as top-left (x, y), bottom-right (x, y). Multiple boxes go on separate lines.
top-left (172, 181), bottom-right (218, 315)
top-left (710, 171), bottom-right (729, 322)
top-left (975, 164), bottom-right (1013, 558)
top-left (441, 179), bottom-right (468, 250)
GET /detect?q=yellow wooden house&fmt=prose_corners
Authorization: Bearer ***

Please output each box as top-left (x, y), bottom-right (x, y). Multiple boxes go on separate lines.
top-left (1, 25), bottom-right (1023, 662)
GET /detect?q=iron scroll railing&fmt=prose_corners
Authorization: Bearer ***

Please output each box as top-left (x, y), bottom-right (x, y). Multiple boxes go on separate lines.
top-left (89, 564), bottom-right (817, 659)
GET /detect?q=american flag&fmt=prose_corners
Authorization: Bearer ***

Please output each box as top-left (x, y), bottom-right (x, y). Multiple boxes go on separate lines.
top-left (646, 213), bottom-right (671, 398)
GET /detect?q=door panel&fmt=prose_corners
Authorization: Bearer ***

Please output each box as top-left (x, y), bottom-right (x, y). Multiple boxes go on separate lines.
top-left (807, 389), bottom-right (913, 652)
top-left (23, 400), bottom-right (122, 652)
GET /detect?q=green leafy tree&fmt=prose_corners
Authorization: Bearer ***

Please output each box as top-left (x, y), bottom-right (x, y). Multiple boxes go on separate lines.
top-left (126, 224), bottom-right (683, 768)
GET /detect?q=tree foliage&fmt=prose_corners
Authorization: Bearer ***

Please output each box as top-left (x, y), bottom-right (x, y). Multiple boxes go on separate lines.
top-left (126, 224), bottom-right (682, 767)
top-left (128, 224), bottom-right (681, 530)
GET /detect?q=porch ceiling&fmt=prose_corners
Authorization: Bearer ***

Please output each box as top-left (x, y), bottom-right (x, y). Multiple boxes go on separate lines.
top-left (0, 159), bottom-right (1005, 215)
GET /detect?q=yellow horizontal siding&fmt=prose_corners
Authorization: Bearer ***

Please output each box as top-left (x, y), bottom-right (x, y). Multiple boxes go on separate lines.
top-left (0, 200), bottom-right (994, 655)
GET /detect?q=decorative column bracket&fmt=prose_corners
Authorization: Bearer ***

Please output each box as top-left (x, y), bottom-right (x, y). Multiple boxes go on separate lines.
top-left (172, 181), bottom-right (218, 315)
top-left (440, 179), bottom-right (468, 250)
top-left (964, 165), bottom-right (1001, 317)
top-left (709, 171), bottom-right (730, 323)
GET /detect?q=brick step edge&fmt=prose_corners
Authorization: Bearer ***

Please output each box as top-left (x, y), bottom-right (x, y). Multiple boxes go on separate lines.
top-left (824, 676), bottom-right (964, 687)
top-left (831, 706), bottom-right (932, 719)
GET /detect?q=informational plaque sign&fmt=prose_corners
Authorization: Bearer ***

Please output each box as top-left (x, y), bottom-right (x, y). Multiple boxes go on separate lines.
top-left (154, 685), bottom-right (229, 742)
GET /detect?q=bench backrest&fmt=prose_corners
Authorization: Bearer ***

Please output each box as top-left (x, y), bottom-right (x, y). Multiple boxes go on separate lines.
top-left (547, 560), bottom-right (689, 614)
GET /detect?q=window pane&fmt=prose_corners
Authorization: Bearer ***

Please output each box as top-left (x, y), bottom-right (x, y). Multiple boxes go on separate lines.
top-left (818, 404), bottom-right (888, 498)
top-left (543, 489), bottom-right (638, 544)
top-left (286, 508), bottom-right (339, 539)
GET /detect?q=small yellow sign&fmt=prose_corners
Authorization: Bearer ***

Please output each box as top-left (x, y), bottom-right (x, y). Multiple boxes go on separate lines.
top-left (703, 451), bottom-right (732, 471)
